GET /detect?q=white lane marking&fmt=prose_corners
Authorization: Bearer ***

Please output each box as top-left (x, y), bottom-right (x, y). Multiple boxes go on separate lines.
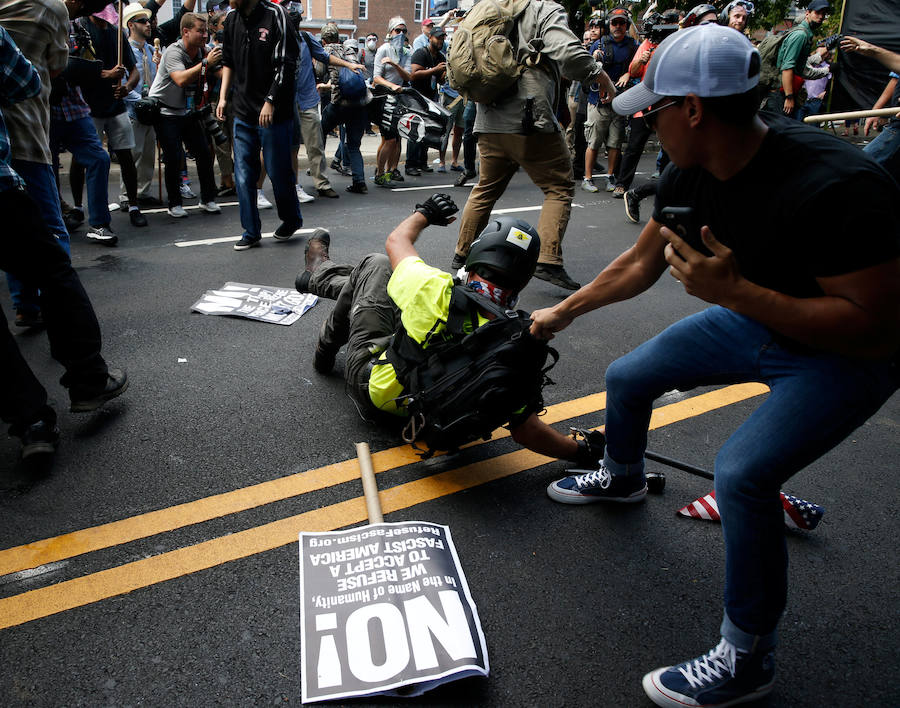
top-left (388, 184), bottom-right (459, 192)
top-left (174, 227), bottom-right (318, 248)
top-left (110, 201), bottom-right (240, 214)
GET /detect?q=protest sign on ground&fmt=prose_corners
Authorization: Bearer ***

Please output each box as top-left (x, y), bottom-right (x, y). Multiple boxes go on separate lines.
top-left (191, 282), bottom-right (317, 325)
top-left (299, 521), bottom-right (488, 703)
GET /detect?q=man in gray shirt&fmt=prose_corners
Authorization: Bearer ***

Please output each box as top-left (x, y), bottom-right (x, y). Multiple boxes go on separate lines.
top-left (450, 0), bottom-right (615, 291)
top-left (149, 12), bottom-right (221, 216)
top-left (371, 16), bottom-right (412, 186)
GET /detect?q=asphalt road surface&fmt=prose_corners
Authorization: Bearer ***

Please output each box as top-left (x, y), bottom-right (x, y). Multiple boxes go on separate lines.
top-left (1, 149), bottom-right (897, 707)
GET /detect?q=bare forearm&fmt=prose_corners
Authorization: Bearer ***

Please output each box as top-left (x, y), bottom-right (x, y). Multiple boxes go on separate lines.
top-left (722, 278), bottom-right (900, 360)
top-left (385, 213), bottom-right (428, 268)
top-left (781, 69), bottom-right (794, 95)
top-left (861, 44), bottom-right (900, 73)
top-left (219, 66), bottom-right (232, 97)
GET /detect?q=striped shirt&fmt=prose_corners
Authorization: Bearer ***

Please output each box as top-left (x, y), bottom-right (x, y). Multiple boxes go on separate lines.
top-left (0, 26), bottom-right (42, 192)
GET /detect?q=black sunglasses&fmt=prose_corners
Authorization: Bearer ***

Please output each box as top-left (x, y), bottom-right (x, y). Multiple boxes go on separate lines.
top-left (131, 17), bottom-right (150, 24)
top-left (642, 98), bottom-right (684, 129)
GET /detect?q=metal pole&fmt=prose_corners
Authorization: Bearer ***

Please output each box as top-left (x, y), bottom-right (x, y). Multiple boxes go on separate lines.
top-left (803, 107), bottom-right (900, 123)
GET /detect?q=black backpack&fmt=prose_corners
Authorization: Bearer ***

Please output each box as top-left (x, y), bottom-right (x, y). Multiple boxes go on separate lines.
top-left (385, 286), bottom-right (557, 457)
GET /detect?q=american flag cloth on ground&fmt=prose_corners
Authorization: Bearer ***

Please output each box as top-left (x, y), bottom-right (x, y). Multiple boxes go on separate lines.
top-left (677, 491), bottom-right (825, 531)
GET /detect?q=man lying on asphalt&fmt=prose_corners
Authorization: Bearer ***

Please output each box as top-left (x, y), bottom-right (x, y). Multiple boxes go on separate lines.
top-left (295, 193), bottom-right (603, 465)
top-left (529, 24), bottom-right (900, 708)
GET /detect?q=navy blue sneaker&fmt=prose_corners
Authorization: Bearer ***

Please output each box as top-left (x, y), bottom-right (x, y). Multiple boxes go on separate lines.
top-left (234, 235), bottom-right (261, 251)
top-left (547, 465), bottom-right (646, 504)
top-left (643, 638), bottom-right (775, 708)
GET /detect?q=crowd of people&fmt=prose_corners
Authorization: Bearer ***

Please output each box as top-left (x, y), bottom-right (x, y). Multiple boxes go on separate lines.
top-left (2, 2), bottom-right (899, 707)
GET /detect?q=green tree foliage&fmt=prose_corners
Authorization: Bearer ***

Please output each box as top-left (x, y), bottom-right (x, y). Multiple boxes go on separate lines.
top-left (561, 1), bottom-right (844, 33)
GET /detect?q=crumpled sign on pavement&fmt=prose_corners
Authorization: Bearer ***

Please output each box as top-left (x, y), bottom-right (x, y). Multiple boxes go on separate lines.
top-left (191, 282), bottom-right (317, 325)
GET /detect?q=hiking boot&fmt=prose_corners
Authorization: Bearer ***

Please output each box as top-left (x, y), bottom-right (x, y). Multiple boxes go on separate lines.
top-left (581, 178), bottom-right (599, 193)
top-left (295, 228), bottom-right (331, 292)
top-left (234, 235), bottom-right (261, 251)
top-left (533, 264), bottom-right (581, 290)
top-left (69, 368), bottom-right (128, 413)
top-left (85, 225), bottom-right (118, 246)
top-left (455, 169), bottom-right (476, 187)
top-left (643, 638), bottom-right (775, 708)
top-left (547, 464), bottom-right (647, 504)
top-left (317, 187), bottom-right (340, 199)
top-left (624, 190), bottom-right (641, 223)
top-left (346, 181), bottom-right (368, 194)
top-left (390, 169), bottom-right (405, 183)
top-left (450, 253), bottom-right (466, 271)
top-left (10, 412), bottom-right (59, 460)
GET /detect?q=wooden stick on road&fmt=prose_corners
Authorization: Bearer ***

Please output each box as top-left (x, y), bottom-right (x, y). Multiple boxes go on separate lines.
top-left (356, 442), bottom-right (384, 524)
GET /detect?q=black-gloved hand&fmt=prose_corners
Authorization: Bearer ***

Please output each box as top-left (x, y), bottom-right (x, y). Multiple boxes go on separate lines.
top-left (415, 193), bottom-right (458, 226)
top-left (573, 427), bottom-right (606, 468)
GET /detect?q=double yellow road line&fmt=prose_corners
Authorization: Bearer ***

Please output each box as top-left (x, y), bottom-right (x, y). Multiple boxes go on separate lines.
top-left (0, 383), bottom-right (767, 630)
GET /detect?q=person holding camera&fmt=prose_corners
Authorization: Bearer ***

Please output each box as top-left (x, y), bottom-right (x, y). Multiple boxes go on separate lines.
top-left (149, 12), bottom-right (222, 218)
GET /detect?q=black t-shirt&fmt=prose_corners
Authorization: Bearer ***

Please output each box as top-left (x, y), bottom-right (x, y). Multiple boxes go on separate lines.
top-left (410, 46), bottom-right (444, 99)
top-left (77, 18), bottom-right (136, 118)
top-left (653, 112), bottom-right (900, 299)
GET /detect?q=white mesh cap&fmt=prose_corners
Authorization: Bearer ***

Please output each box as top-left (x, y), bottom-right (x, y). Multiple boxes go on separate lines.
top-left (613, 24), bottom-right (760, 117)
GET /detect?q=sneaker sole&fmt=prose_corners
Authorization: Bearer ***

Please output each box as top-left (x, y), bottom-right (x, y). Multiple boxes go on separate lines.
top-left (234, 240), bottom-right (261, 251)
top-left (546, 481), bottom-right (647, 504)
top-left (624, 197), bottom-right (640, 224)
top-left (642, 668), bottom-right (774, 708)
top-left (86, 235), bottom-right (118, 246)
top-left (70, 377), bottom-right (129, 413)
top-left (22, 440), bottom-right (57, 459)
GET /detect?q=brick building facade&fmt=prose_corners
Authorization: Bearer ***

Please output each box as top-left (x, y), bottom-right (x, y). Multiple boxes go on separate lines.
top-left (301, 0), bottom-right (430, 42)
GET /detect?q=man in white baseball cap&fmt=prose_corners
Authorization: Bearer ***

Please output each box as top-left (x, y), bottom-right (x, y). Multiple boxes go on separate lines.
top-left (531, 24), bottom-right (900, 708)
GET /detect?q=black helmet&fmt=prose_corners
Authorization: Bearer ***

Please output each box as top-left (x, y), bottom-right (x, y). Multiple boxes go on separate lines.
top-left (682, 4), bottom-right (718, 27)
top-left (465, 217), bottom-right (541, 292)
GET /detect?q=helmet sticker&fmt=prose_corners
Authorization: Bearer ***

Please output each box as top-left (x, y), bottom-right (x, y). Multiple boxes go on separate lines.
top-left (506, 227), bottom-right (533, 250)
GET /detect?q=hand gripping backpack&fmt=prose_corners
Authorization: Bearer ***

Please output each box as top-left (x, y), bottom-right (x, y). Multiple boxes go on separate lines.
top-left (385, 286), bottom-right (558, 457)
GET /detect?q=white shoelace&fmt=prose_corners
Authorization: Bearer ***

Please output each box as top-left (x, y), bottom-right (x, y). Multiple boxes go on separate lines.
top-left (574, 466), bottom-right (611, 490)
top-left (678, 638), bottom-right (742, 689)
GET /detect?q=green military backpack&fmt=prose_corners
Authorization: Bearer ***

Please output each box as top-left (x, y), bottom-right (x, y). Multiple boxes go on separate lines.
top-left (446, 0), bottom-right (533, 104)
top-left (757, 26), bottom-right (809, 91)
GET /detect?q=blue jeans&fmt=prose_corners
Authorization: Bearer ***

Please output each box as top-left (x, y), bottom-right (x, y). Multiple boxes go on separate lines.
top-left (6, 161), bottom-right (71, 315)
top-left (863, 119), bottom-right (900, 182)
top-left (602, 306), bottom-right (898, 647)
top-left (233, 118), bottom-right (302, 240)
top-left (50, 116), bottom-right (111, 227)
top-left (462, 101), bottom-right (477, 173)
top-left (321, 103), bottom-right (366, 184)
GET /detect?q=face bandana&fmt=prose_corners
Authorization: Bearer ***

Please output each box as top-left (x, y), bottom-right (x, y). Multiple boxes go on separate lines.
top-left (466, 278), bottom-right (518, 310)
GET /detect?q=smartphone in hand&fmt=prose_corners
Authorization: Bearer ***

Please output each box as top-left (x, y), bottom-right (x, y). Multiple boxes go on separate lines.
top-left (660, 206), bottom-right (713, 258)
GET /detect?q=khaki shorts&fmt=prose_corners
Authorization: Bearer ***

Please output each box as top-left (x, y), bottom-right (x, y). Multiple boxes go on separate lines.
top-left (584, 102), bottom-right (624, 150)
top-left (93, 111), bottom-right (135, 151)
top-left (441, 92), bottom-right (466, 129)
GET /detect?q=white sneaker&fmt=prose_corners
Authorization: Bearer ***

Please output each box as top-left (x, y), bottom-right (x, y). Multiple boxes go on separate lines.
top-left (296, 185), bottom-right (316, 203)
top-left (179, 183), bottom-right (196, 199)
top-left (167, 205), bottom-right (188, 218)
top-left (257, 191), bottom-right (273, 209)
top-left (199, 201), bottom-right (221, 214)
top-left (581, 178), bottom-right (599, 193)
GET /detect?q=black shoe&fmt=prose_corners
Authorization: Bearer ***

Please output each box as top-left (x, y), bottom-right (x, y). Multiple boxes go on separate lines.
top-left (64, 209), bottom-right (85, 231)
top-left (421, 164), bottom-right (433, 173)
top-left (390, 169), bottom-right (405, 183)
top-left (69, 368), bottom-right (128, 413)
top-left (313, 342), bottom-right (337, 374)
top-left (216, 185), bottom-right (236, 198)
top-left (346, 182), bottom-right (368, 194)
top-left (455, 170), bottom-right (476, 187)
top-left (273, 222), bottom-right (301, 241)
top-left (624, 190), bottom-right (641, 224)
top-left (296, 228), bottom-right (331, 293)
top-left (129, 208), bottom-right (148, 227)
top-left (137, 195), bottom-right (164, 207)
top-left (10, 412), bottom-right (59, 460)
top-left (405, 167), bottom-right (422, 176)
top-left (317, 187), bottom-right (340, 199)
top-left (533, 264), bottom-right (581, 290)
top-left (450, 254), bottom-right (466, 271)
top-left (15, 309), bottom-right (43, 328)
